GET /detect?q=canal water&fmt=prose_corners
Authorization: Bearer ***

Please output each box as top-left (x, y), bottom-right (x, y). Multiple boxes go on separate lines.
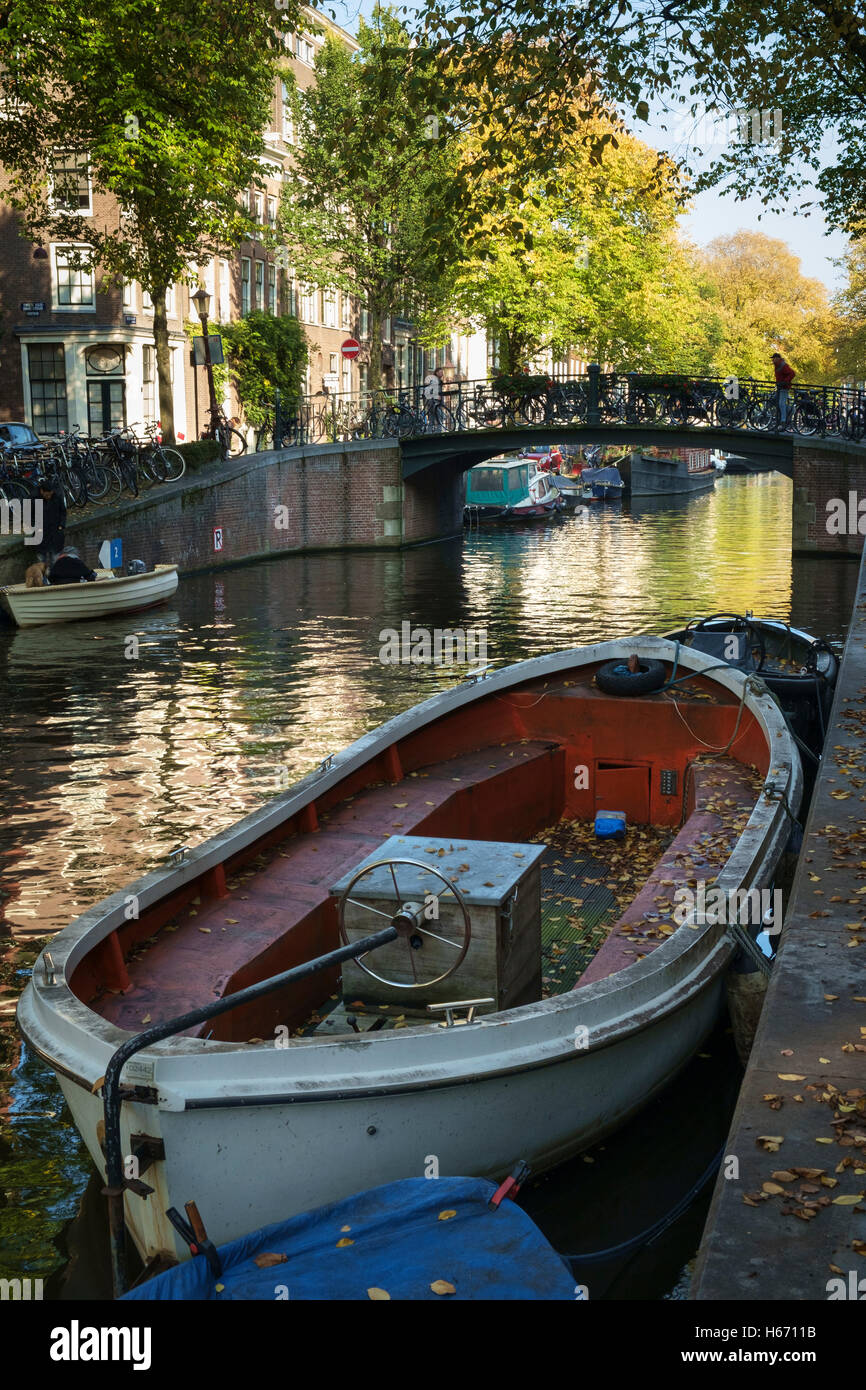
top-left (0, 472), bottom-right (859, 1296)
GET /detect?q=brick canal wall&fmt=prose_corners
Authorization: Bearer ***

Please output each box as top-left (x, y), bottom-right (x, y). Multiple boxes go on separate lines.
top-left (0, 441), bottom-right (464, 587)
top-left (692, 543), bottom-right (866, 1300)
top-left (793, 438), bottom-right (866, 557)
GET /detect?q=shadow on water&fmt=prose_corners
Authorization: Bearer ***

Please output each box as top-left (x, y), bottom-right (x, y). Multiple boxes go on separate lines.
top-left (0, 472), bottom-right (858, 1297)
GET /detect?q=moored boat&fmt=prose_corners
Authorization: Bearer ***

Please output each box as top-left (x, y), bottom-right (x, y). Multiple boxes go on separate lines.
top-left (579, 464), bottom-right (624, 501)
top-left (17, 638), bottom-right (801, 1284)
top-left (464, 457), bottom-right (564, 522)
top-left (0, 564), bottom-right (179, 628)
top-left (663, 613), bottom-right (838, 758)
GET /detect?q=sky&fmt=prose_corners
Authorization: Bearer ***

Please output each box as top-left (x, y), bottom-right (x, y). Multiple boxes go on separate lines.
top-left (323, 1), bottom-right (849, 296)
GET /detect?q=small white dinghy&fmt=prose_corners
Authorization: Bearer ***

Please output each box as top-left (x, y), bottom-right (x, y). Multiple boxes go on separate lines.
top-left (0, 564), bottom-right (178, 628)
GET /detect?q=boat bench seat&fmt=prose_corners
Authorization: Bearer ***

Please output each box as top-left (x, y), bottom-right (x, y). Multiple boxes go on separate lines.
top-left (578, 759), bottom-right (759, 986)
top-left (98, 739), bottom-right (562, 1033)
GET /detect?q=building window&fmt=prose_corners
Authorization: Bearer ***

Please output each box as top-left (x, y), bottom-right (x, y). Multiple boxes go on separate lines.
top-left (53, 245), bottom-right (95, 309)
top-left (323, 289), bottom-right (337, 328)
top-left (358, 364), bottom-right (368, 396)
top-left (241, 258), bottom-right (251, 316)
top-left (122, 278), bottom-right (136, 310)
top-left (51, 150), bottom-right (91, 214)
top-left (340, 291), bottom-right (351, 330)
top-left (267, 266), bottom-right (277, 315)
top-left (142, 345), bottom-right (156, 421)
top-left (219, 260), bottom-right (230, 321)
top-left (287, 278), bottom-right (298, 317)
top-left (267, 195), bottom-right (277, 227)
top-left (299, 283), bottom-right (317, 323)
top-left (329, 352), bottom-right (338, 374)
top-left (166, 283), bottom-right (176, 316)
top-left (382, 316), bottom-right (391, 342)
top-left (142, 287), bottom-right (153, 313)
top-left (253, 191), bottom-right (264, 224)
top-left (281, 82), bottom-right (294, 143)
top-left (255, 259), bottom-right (264, 309)
top-left (360, 305), bottom-right (369, 337)
top-left (28, 343), bottom-right (68, 434)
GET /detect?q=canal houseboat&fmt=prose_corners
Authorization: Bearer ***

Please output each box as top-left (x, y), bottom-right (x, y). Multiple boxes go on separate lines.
top-left (0, 564), bottom-right (179, 628)
top-left (464, 458), bottom-right (564, 522)
top-left (17, 638), bottom-right (801, 1280)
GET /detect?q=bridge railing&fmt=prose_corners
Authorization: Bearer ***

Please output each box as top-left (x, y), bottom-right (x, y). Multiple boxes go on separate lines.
top-left (260, 371), bottom-right (866, 448)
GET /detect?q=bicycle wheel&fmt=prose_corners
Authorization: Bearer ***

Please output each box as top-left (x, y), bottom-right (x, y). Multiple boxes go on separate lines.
top-left (84, 463), bottom-right (112, 501)
top-left (222, 427), bottom-right (246, 458)
top-left (63, 465), bottom-right (88, 508)
top-left (748, 397), bottom-right (778, 431)
top-left (792, 398), bottom-right (821, 436)
top-left (120, 459), bottom-right (139, 496)
top-left (155, 447), bottom-right (186, 481)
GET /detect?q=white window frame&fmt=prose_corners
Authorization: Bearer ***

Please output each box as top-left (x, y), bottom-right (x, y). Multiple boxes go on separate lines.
top-left (51, 243), bottom-right (96, 312)
top-left (255, 259), bottom-right (264, 310)
top-left (241, 257), bottom-right (251, 316)
top-left (267, 265), bottom-right (277, 315)
top-left (267, 195), bottom-right (277, 227)
top-left (323, 289), bottom-right (337, 328)
top-left (122, 278), bottom-right (136, 310)
top-left (281, 82), bottom-right (294, 143)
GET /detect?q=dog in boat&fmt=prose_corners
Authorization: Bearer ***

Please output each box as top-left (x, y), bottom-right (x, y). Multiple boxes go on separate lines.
top-left (24, 560), bottom-right (48, 587)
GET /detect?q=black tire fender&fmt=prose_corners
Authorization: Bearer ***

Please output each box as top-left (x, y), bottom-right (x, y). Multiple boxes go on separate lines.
top-left (595, 657), bottom-right (668, 696)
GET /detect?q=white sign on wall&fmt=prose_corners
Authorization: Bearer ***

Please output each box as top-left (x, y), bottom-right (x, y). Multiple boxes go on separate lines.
top-left (213, 527), bottom-right (223, 552)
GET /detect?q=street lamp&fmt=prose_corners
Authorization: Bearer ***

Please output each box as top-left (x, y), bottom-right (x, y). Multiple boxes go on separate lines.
top-left (191, 284), bottom-right (218, 430)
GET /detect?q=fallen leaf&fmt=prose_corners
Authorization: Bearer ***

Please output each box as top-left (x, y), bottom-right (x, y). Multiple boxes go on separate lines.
top-left (438, 1210), bottom-right (457, 1221)
top-left (141, 1014), bottom-right (152, 1024)
top-left (336, 1238), bottom-right (354, 1248)
top-left (198, 927), bottom-right (211, 934)
top-left (778, 1074), bottom-right (806, 1081)
top-left (832, 1194), bottom-right (864, 1205)
top-left (430, 1279), bottom-right (456, 1296)
top-left (254, 1252), bottom-right (287, 1267)
top-left (367, 1287), bottom-right (390, 1300)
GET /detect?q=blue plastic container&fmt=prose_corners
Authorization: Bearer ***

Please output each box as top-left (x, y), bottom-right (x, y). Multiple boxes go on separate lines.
top-left (595, 809), bottom-right (626, 839)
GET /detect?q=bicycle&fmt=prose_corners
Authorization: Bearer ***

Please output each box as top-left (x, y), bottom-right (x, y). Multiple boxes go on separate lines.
top-left (136, 421), bottom-right (186, 482)
top-left (201, 405), bottom-right (246, 459)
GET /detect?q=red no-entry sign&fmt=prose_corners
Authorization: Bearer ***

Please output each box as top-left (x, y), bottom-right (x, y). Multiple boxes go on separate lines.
top-left (341, 338), bottom-right (361, 360)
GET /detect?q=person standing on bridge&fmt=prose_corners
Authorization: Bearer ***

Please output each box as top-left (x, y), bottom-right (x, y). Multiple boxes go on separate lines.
top-left (771, 352), bottom-right (795, 430)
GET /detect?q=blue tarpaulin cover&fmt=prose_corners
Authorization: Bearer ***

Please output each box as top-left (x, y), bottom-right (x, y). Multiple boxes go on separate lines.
top-left (122, 1176), bottom-right (575, 1301)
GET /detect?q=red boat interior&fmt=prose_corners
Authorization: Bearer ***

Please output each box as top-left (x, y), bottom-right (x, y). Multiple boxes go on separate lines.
top-left (73, 664), bottom-right (770, 1041)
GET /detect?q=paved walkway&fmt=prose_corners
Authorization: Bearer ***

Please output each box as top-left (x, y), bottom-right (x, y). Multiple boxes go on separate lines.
top-left (693, 551), bottom-right (866, 1299)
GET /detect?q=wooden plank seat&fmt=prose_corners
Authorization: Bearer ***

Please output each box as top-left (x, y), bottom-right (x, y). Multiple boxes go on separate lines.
top-left (97, 739), bottom-right (562, 1034)
top-left (578, 759), bottom-right (760, 985)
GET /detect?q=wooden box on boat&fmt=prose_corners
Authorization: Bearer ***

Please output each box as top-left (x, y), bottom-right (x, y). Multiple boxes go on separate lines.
top-left (333, 835), bottom-right (544, 1011)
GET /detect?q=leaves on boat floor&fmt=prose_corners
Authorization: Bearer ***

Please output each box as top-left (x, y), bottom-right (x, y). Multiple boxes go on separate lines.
top-left (532, 821), bottom-right (677, 994)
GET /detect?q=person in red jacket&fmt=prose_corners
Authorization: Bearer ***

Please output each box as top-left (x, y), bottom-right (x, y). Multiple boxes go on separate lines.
top-left (771, 352), bottom-right (795, 429)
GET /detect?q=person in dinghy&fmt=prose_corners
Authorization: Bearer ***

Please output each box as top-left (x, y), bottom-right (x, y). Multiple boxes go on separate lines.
top-left (48, 546), bottom-right (97, 585)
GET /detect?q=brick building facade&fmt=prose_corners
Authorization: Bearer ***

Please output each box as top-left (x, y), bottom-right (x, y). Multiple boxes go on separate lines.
top-left (0, 11), bottom-right (420, 441)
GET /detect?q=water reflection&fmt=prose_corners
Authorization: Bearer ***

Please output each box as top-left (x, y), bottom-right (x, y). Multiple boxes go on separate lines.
top-left (0, 470), bottom-right (859, 1289)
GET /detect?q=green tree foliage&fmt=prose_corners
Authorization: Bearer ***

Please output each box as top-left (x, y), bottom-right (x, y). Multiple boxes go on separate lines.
top-left (416, 1), bottom-right (866, 235)
top-left (833, 240), bottom-right (866, 380)
top-left (217, 312), bottom-right (309, 426)
top-left (450, 112), bottom-right (716, 372)
top-left (697, 232), bottom-right (839, 382)
top-left (0, 0), bottom-right (296, 437)
top-left (279, 6), bottom-right (462, 389)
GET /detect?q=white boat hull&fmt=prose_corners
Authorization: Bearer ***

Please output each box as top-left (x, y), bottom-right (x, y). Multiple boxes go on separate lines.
top-left (17, 639), bottom-right (801, 1266)
top-left (0, 565), bottom-right (178, 627)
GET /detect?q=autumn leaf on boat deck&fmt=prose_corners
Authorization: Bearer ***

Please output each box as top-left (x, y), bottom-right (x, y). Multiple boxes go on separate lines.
top-left (757, 1136), bottom-right (784, 1151)
top-left (336, 1238), bottom-right (354, 1247)
top-left (438, 1210), bottom-right (457, 1221)
top-left (254, 1252), bottom-right (288, 1267)
top-left (367, 1287), bottom-right (390, 1299)
top-left (430, 1279), bottom-right (456, 1295)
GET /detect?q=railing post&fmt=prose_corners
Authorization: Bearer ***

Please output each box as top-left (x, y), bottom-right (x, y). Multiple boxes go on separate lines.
top-left (587, 363), bottom-right (601, 427)
top-left (274, 388), bottom-right (282, 450)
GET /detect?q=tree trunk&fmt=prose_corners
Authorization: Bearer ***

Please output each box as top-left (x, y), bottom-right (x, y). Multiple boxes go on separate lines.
top-left (367, 307), bottom-right (383, 392)
top-left (152, 287), bottom-right (175, 443)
